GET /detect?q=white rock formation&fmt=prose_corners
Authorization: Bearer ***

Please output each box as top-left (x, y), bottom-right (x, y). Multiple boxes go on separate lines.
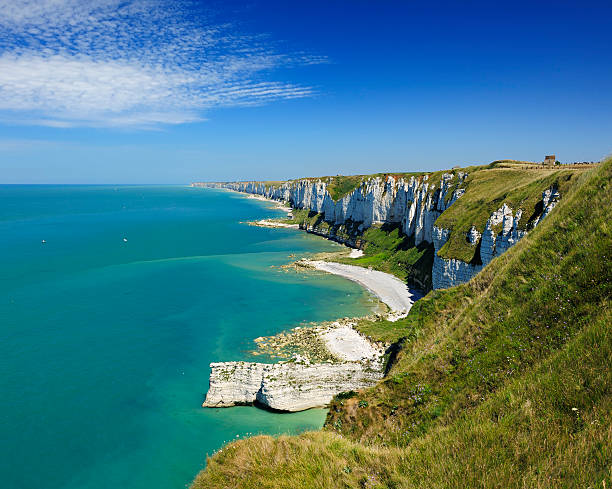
top-left (204, 362), bottom-right (267, 407)
top-left (202, 360), bottom-right (383, 412)
top-left (196, 179), bottom-right (559, 290)
top-left (199, 173), bottom-right (465, 243)
top-left (431, 186), bottom-right (560, 289)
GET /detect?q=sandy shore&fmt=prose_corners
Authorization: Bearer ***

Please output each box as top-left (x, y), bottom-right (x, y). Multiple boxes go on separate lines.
top-left (231, 187), bottom-right (421, 320)
top-left (302, 260), bottom-right (421, 321)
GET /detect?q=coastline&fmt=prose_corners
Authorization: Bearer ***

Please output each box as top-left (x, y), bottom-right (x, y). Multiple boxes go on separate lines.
top-left (246, 193), bottom-right (292, 214)
top-left (299, 260), bottom-right (420, 321)
top-left (214, 185), bottom-right (421, 319)
top-left (198, 186), bottom-right (423, 412)
top-left (250, 219), bottom-right (299, 229)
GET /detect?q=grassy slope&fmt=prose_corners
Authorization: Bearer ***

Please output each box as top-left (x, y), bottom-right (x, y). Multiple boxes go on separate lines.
top-left (196, 311), bottom-right (609, 489)
top-left (325, 161), bottom-right (610, 445)
top-left (436, 163), bottom-right (586, 262)
top-left (192, 159), bottom-right (611, 488)
top-left (326, 175), bottom-right (367, 202)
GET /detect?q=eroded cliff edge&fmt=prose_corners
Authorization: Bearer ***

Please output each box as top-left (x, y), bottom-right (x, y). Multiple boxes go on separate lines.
top-left (194, 161), bottom-right (575, 290)
top-left (195, 162), bottom-right (582, 413)
top-left (191, 159), bottom-right (609, 489)
top-left (202, 320), bottom-right (388, 412)
top-left (203, 359), bottom-right (383, 412)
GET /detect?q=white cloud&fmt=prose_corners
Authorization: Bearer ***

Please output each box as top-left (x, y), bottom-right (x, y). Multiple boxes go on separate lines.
top-left (0, 0), bottom-right (322, 127)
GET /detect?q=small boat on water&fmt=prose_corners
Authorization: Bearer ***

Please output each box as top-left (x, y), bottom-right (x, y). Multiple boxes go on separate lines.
top-left (123, 238), bottom-right (128, 242)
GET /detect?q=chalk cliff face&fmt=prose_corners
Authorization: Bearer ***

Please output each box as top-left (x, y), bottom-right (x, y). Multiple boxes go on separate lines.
top-left (203, 360), bottom-right (383, 412)
top-left (431, 187), bottom-right (560, 288)
top-left (209, 173), bottom-right (465, 247)
top-left (197, 176), bottom-right (559, 290)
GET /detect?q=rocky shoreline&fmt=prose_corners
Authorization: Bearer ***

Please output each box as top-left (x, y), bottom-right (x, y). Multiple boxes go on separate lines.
top-left (202, 319), bottom-right (386, 412)
top-left (202, 359), bottom-right (383, 412)
top-left (200, 190), bottom-right (414, 412)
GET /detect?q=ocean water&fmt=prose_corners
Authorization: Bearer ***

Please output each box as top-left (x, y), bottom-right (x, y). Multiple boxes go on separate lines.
top-left (0, 185), bottom-right (375, 489)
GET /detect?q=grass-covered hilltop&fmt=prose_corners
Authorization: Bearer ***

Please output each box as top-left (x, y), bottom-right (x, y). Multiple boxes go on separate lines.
top-left (192, 158), bottom-right (610, 488)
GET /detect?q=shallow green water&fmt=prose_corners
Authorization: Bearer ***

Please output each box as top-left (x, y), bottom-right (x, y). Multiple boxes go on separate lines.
top-left (0, 185), bottom-right (374, 489)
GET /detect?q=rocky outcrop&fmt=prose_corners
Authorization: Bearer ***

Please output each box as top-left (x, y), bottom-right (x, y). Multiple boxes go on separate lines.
top-left (202, 360), bottom-right (383, 412)
top-left (196, 178), bottom-right (559, 290)
top-left (431, 186), bottom-right (560, 289)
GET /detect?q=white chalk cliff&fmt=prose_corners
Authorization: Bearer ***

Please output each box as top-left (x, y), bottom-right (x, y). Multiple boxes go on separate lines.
top-left (196, 174), bottom-right (559, 290)
top-left (204, 173), bottom-right (464, 247)
top-left (431, 188), bottom-right (559, 288)
top-left (202, 360), bottom-right (383, 412)
top-left (195, 173), bottom-right (562, 413)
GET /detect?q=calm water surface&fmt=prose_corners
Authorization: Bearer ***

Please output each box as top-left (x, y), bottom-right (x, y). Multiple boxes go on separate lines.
top-left (0, 185), bottom-right (374, 489)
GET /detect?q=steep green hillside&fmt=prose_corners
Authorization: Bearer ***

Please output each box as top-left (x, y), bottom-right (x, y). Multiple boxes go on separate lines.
top-left (435, 164), bottom-right (584, 262)
top-left (192, 158), bottom-right (611, 488)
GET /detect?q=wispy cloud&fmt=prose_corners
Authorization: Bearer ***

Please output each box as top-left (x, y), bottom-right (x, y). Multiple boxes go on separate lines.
top-left (0, 0), bottom-right (322, 128)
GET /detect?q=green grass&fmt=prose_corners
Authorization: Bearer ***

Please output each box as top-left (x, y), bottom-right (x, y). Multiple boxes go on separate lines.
top-left (435, 166), bottom-right (586, 262)
top-left (332, 224), bottom-right (434, 290)
top-left (325, 175), bottom-right (366, 201)
top-left (355, 286), bottom-right (463, 344)
top-left (192, 158), bottom-right (611, 488)
top-left (354, 316), bottom-right (417, 344)
top-left (326, 158), bottom-right (611, 445)
top-left (284, 208), bottom-right (328, 229)
top-left (194, 309), bottom-right (610, 489)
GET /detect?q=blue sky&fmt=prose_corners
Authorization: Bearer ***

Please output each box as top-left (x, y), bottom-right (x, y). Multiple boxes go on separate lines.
top-left (0, 0), bottom-right (610, 183)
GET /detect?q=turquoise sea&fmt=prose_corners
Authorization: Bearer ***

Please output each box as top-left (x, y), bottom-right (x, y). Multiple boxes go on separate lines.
top-left (0, 185), bottom-right (375, 489)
